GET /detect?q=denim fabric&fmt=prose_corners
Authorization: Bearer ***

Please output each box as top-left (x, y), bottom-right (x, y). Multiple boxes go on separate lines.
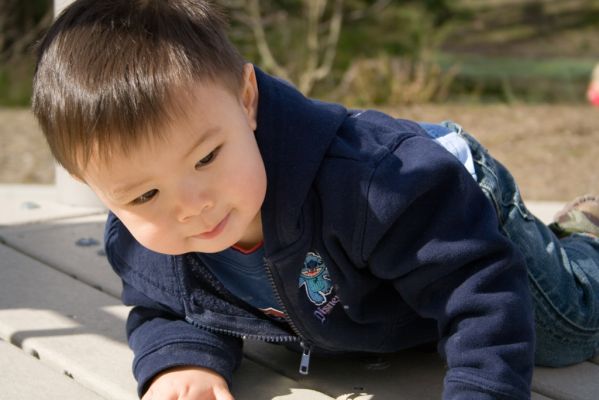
top-left (435, 121), bottom-right (599, 367)
top-left (418, 122), bottom-right (477, 180)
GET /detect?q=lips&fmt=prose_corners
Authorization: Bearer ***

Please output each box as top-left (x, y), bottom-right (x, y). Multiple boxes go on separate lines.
top-left (192, 213), bottom-right (230, 240)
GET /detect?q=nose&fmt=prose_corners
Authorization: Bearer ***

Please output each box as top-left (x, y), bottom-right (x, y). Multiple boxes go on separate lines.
top-left (174, 182), bottom-right (214, 223)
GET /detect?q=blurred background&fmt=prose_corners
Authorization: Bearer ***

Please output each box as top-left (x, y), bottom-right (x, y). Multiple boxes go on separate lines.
top-left (0, 0), bottom-right (598, 200)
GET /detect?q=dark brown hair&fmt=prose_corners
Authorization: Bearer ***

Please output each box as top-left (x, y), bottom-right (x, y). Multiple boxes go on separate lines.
top-left (32, 0), bottom-right (246, 178)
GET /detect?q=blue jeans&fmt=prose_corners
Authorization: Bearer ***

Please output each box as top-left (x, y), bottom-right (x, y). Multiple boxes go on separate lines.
top-left (421, 121), bottom-right (599, 367)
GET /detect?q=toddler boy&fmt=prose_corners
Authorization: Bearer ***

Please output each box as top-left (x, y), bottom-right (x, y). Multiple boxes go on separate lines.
top-left (32, 1), bottom-right (599, 399)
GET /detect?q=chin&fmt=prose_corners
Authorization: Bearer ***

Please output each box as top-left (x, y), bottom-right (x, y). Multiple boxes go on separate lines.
top-left (185, 238), bottom-right (234, 254)
top-left (142, 235), bottom-right (235, 255)
top-left (151, 246), bottom-right (187, 256)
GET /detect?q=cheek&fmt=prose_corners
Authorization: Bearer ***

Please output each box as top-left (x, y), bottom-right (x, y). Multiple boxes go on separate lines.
top-left (230, 164), bottom-right (265, 211)
top-left (228, 144), bottom-right (266, 203)
top-left (135, 226), bottom-right (165, 251)
top-left (114, 211), bottom-right (182, 254)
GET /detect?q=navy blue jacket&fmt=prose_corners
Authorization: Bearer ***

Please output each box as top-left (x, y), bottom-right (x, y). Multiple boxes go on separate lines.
top-left (104, 68), bottom-right (535, 399)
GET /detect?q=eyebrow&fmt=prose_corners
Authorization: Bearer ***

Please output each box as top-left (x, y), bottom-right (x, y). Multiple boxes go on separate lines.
top-left (110, 126), bottom-right (221, 200)
top-left (111, 179), bottom-right (151, 201)
top-left (182, 126), bottom-right (220, 159)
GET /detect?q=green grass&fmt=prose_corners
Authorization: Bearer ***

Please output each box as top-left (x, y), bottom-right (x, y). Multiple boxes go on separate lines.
top-left (437, 54), bottom-right (595, 103)
top-left (439, 54), bottom-right (595, 79)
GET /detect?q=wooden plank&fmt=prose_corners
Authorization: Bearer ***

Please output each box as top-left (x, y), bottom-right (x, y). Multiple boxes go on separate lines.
top-left (0, 243), bottom-right (137, 400)
top-left (244, 341), bottom-right (445, 400)
top-left (0, 184), bottom-right (104, 226)
top-left (245, 341), bottom-right (599, 400)
top-left (233, 359), bottom-right (334, 400)
top-left (0, 214), bottom-right (120, 297)
top-left (0, 340), bottom-right (106, 400)
top-left (532, 393), bottom-right (554, 400)
top-left (532, 363), bottom-right (599, 400)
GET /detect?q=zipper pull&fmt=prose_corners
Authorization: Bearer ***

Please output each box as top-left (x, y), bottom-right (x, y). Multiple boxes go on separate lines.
top-left (299, 342), bottom-right (312, 375)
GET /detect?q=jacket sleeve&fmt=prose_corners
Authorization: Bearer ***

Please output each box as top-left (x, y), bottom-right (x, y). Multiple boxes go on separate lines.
top-left (104, 213), bottom-right (243, 397)
top-left (363, 136), bottom-right (535, 400)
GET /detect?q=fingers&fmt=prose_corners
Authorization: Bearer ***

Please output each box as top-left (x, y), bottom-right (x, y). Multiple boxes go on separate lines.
top-left (141, 383), bottom-right (233, 400)
top-left (140, 366), bottom-right (232, 400)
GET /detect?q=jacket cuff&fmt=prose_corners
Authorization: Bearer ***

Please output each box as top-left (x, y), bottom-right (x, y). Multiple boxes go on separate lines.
top-left (134, 341), bottom-right (241, 397)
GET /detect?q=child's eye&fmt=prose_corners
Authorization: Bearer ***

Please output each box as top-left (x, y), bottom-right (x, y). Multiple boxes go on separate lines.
top-left (195, 147), bottom-right (220, 169)
top-left (131, 189), bottom-right (158, 205)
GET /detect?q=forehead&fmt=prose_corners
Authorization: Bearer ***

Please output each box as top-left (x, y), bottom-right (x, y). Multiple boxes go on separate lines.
top-left (87, 79), bottom-right (237, 167)
top-left (82, 81), bottom-right (239, 186)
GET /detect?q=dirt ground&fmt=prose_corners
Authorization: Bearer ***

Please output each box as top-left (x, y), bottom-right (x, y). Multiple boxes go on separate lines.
top-left (1, 105), bottom-right (597, 201)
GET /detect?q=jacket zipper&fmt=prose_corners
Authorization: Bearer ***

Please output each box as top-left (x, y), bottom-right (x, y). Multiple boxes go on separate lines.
top-left (184, 316), bottom-right (312, 375)
top-left (263, 256), bottom-right (313, 375)
top-left (299, 341), bottom-right (312, 374)
top-left (184, 315), bottom-right (298, 344)
top-left (187, 253), bottom-right (313, 374)
top-left (185, 255), bottom-right (299, 341)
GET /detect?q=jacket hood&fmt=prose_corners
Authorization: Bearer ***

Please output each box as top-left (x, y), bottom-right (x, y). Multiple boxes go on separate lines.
top-left (253, 67), bottom-right (347, 255)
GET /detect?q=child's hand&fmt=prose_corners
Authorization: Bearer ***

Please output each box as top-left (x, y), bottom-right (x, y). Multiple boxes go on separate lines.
top-left (142, 366), bottom-right (234, 400)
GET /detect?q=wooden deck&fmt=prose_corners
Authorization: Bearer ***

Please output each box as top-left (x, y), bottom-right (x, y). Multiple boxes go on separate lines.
top-left (1, 184), bottom-right (597, 400)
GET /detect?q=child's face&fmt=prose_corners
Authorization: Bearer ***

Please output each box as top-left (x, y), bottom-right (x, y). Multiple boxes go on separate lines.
top-left (83, 65), bottom-right (266, 255)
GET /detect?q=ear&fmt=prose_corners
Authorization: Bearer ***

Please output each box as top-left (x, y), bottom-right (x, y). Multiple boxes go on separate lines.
top-left (240, 63), bottom-right (259, 131)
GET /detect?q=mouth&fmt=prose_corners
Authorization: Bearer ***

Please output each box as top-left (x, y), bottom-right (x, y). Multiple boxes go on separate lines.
top-left (191, 213), bottom-right (230, 240)
top-left (303, 267), bottom-right (322, 277)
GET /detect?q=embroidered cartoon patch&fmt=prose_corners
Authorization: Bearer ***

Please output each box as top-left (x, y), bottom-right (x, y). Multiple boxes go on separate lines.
top-left (299, 252), bottom-right (332, 306)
